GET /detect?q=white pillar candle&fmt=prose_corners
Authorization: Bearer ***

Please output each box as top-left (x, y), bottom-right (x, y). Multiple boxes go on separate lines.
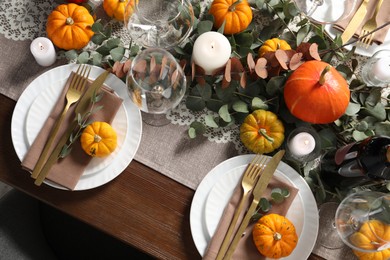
top-left (288, 132), bottom-right (316, 157)
top-left (30, 37), bottom-right (56, 67)
top-left (192, 31), bottom-right (231, 75)
top-left (372, 57), bottom-right (390, 82)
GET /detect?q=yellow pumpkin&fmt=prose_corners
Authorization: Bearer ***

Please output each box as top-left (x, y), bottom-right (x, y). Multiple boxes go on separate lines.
top-left (46, 3), bottom-right (94, 50)
top-left (259, 38), bottom-right (292, 57)
top-left (253, 213), bottom-right (298, 258)
top-left (103, 0), bottom-right (133, 21)
top-left (350, 220), bottom-right (390, 260)
top-left (240, 110), bottom-right (284, 154)
top-left (80, 122), bottom-right (117, 157)
top-left (209, 0), bottom-right (252, 35)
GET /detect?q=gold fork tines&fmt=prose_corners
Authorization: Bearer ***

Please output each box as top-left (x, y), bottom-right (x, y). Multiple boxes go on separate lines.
top-left (215, 154), bottom-right (268, 260)
top-left (359, 0), bottom-right (384, 48)
top-left (31, 65), bottom-right (91, 181)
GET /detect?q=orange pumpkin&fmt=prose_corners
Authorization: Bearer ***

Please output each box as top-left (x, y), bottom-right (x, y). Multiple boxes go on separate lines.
top-left (209, 0), bottom-right (252, 35)
top-left (80, 122), bottom-right (117, 157)
top-left (259, 38), bottom-right (292, 57)
top-left (350, 220), bottom-right (390, 260)
top-left (284, 60), bottom-right (350, 124)
top-left (103, 0), bottom-right (132, 21)
top-left (46, 3), bottom-right (94, 50)
top-left (253, 213), bottom-right (298, 258)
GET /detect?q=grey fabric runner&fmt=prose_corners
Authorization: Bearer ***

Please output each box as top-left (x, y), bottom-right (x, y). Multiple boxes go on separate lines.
top-left (0, 20), bottom-right (357, 260)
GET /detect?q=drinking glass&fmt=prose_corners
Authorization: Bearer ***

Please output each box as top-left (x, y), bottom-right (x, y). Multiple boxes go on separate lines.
top-left (124, 0), bottom-right (195, 49)
top-left (361, 50), bottom-right (390, 87)
top-left (126, 48), bottom-right (186, 126)
top-left (292, 0), bottom-right (357, 24)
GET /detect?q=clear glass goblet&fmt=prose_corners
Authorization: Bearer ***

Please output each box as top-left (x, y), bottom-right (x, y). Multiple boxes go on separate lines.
top-left (124, 0), bottom-right (195, 49)
top-left (126, 48), bottom-right (186, 126)
top-left (335, 191), bottom-right (390, 255)
top-left (292, 0), bottom-right (357, 24)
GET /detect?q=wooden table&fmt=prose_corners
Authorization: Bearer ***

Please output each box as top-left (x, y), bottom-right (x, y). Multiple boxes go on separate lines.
top-left (0, 94), bottom-right (324, 259)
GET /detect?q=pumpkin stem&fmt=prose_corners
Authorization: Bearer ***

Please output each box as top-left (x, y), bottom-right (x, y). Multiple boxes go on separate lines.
top-left (273, 232), bottom-right (282, 241)
top-left (228, 0), bottom-right (242, 12)
top-left (259, 128), bottom-right (274, 143)
top-left (94, 134), bottom-right (102, 143)
top-left (66, 17), bottom-right (74, 25)
top-left (319, 65), bottom-right (331, 85)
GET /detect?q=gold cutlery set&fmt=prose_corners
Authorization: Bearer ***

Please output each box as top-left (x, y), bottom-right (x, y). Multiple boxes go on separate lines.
top-left (341, 0), bottom-right (385, 47)
top-left (31, 66), bottom-right (110, 186)
top-left (216, 150), bottom-right (285, 259)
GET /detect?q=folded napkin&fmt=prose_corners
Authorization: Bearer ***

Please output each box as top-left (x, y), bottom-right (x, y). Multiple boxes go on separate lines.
top-left (334, 0), bottom-right (390, 45)
top-left (203, 171), bottom-right (299, 260)
top-left (21, 72), bottom-right (123, 190)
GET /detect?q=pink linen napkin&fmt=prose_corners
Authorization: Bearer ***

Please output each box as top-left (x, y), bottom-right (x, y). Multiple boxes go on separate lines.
top-left (333, 0), bottom-right (390, 45)
top-left (203, 171), bottom-right (299, 260)
top-left (21, 72), bottom-right (123, 190)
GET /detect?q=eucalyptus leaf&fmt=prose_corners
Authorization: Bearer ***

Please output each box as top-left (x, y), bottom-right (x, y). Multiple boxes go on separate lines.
top-left (106, 38), bottom-right (121, 49)
top-left (271, 188), bottom-right (285, 203)
top-left (92, 53), bottom-right (103, 66)
top-left (205, 114), bottom-right (219, 128)
top-left (266, 76), bottom-right (285, 96)
top-left (252, 97), bottom-right (269, 110)
top-left (197, 20), bottom-right (213, 34)
top-left (345, 102), bottom-right (361, 116)
top-left (65, 49), bottom-right (78, 60)
top-left (91, 22), bottom-right (104, 33)
top-left (110, 46), bottom-right (125, 61)
top-left (258, 197), bottom-right (271, 212)
top-left (77, 51), bottom-right (89, 64)
top-left (186, 95), bottom-right (205, 111)
top-left (296, 24), bottom-right (310, 45)
top-left (219, 104), bottom-right (232, 123)
top-left (352, 130), bottom-right (370, 141)
top-left (319, 128), bottom-right (337, 148)
top-left (232, 100), bottom-right (249, 113)
top-left (374, 122), bottom-right (390, 136)
top-left (91, 34), bottom-right (106, 45)
top-left (189, 121), bottom-right (206, 139)
top-left (363, 102), bottom-right (387, 121)
top-left (355, 121), bottom-right (369, 132)
top-left (365, 88), bottom-right (382, 107)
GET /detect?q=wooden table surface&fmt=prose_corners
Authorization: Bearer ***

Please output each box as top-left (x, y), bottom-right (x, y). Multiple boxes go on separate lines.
top-left (0, 94), bottom-right (324, 260)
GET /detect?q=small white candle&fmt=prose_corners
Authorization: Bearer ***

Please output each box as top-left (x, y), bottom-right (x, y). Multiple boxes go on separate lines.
top-left (288, 132), bottom-right (316, 157)
top-left (192, 31), bottom-right (231, 75)
top-left (372, 57), bottom-right (390, 82)
top-left (30, 37), bottom-right (56, 67)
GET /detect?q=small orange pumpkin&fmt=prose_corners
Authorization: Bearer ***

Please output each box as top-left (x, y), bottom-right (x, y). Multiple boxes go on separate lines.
top-left (350, 220), bottom-right (390, 260)
top-left (253, 213), bottom-right (298, 258)
top-left (103, 0), bottom-right (133, 21)
top-left (80, 122), bottom-right (117, 157)
top-left (259, 38), bottom-right (292, 57)
top-left (209, 0), bottom-right (252, 35)
top-left (46, 3), bottom-right (94, 50)
top-left (240, 110), bottom-right (284, 154)
top-left (284, 60), bottom-right (350, 124)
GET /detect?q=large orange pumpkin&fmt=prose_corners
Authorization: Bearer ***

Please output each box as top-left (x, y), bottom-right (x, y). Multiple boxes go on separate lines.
top-left (253, 213), bottom-right (298, 258)
top-left (209, 0), bottom-right (252, 35)
top-left (284, 60), bottom-right (350, 124)
top-left (46, 3), bottom-right (94, 50)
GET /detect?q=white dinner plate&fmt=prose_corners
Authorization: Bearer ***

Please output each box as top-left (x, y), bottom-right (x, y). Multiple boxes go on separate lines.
top-left (324, 24), bottom-right (390, 57)
top-left (11, 64), bottom-right (142, 190)
top-left (190, 154), bottom-right (319, 259)
top-left (25, 78), bottom-right (128, 176)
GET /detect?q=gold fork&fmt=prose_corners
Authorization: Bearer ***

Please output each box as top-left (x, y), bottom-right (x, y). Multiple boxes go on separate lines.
top-left (359, 0), bottom-right (384, 48)
top-left (215, 154), bottom-right (267, 260)
top-left (31, 65), bottom-right (91, 179)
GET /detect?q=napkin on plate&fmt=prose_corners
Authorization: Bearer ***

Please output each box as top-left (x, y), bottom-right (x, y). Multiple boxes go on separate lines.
top-left (203, 171), bottom-right (299, 260)
top-left (21, 72), bottom-right (123, 190)
top-left (333, 0), bottom-right (390, 45)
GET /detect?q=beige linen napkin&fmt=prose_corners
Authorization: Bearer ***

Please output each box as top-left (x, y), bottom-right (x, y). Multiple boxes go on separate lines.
top-left (203, 172), bottom-right (299, 260)
top-left (334, 0), bottom-right (390, 45)
top-left (21, 72), bottom-right (123, 190)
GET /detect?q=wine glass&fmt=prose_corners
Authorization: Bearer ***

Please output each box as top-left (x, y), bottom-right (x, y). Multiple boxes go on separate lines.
top-left (292, 0), bottom-right (357, 24)
top-left (124, 0), bottom-right (195, 49)
top-left (335, 191), bottom-right (390, 254)
top-left (126, 48), bottom-right (186, 126)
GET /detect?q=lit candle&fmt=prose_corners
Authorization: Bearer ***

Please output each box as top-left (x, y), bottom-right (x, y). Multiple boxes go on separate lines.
top-left (192, 31), bottom-right (231, 75)
top-left (30, 37), bottom-right (56, 67)
top-left (288, 132), bottom-right (316, 157)
top-left (372, 57), bottom-right (390, 82)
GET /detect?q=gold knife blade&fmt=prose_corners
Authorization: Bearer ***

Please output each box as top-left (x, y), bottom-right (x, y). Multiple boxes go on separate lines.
top-left (34, 69), bottom-right (110, 186)
top-left (223, 150), bottom-right (285, 260)
top-left (341, 0), bottom-right (370, 44)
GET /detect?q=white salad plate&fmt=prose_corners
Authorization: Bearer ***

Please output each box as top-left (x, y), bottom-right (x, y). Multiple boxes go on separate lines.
top-left (11, 64), bottom-right (142, 190)
top-left (190, 154), bottom-right (319, 259)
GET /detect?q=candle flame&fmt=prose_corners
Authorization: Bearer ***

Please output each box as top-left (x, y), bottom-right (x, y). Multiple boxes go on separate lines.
top-left (304, 139), bottom-right (309, 145)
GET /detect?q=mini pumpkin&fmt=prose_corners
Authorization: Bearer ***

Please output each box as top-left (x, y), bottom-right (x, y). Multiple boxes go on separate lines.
top-left (259, 38), bottom-right (292, 57)
top-left (46, 3), bottom-right (94, 50)
top-left (240, 110), bottom-right (284, 154)
top-left (103, 0), bottom-right (133, 21)
top-left (253, 213), bottom-right (298, 258)
top-left (284, 60), bottom-right (350, 124)
top-left (209, 0), bottom-right (252, 35)
top-left (80, 121), bottom-right (117, 157)
top-left (350, 220), bottom-right (390, 260)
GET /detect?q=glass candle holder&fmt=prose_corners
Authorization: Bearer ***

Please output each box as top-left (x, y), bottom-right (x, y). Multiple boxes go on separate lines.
top-left (361, 50), bottom-right (390, 87)
top-left (286, 126), bottom-right (322, 163)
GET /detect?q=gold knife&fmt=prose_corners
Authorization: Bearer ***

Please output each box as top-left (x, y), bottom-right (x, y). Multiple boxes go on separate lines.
top-left (341, 0), bottom-right (370, 44)
top-left (223, 150), bottom-right (285, 260)
top-left (34, 70), bottom-right (110, 186)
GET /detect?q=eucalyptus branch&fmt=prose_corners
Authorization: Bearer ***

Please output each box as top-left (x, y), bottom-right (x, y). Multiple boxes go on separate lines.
top-left (265, 2), bottom-right (296, 39)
